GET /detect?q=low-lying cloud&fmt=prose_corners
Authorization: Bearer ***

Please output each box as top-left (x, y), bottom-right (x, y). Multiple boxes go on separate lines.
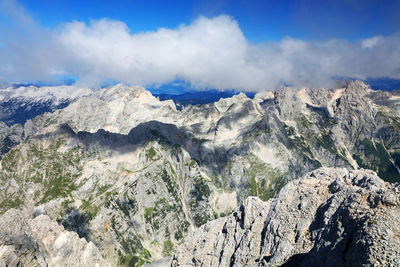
top-left (1, 0), bottom-right (400, 91)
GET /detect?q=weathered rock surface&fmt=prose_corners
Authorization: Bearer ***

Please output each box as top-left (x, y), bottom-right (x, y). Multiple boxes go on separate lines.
top-left (0, 208), bottom-right (109, 266)
top-left (172, 168), bottom-right (400, 266)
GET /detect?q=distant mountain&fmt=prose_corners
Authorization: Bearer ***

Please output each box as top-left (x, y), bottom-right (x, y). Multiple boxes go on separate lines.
top-left (0, 81), bottom-right (400, 265)
top-left (333, 77), bottom-right (400, 91)
top-left (364, 77), bottom-right (400, 91)
top-left (154, 90), bottom-right (256, 109)
top-left (0, 84), bottom-right (92, 126)
top-left (0, 84), bottom-right (92, 158)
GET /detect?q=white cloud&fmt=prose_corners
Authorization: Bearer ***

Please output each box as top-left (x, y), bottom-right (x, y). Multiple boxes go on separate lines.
top-left (58, 16), bottom-right (249, 89)
top-left (1, 0), bottom-right (400, 91)
top-left (361, 36), bottom-right (383, 49)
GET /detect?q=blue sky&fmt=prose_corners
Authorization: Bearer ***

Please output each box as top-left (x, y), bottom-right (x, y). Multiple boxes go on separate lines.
top-left (0, 0), bottom-right (400, 91)
top-left (17, 0), bottom-right (400, 42)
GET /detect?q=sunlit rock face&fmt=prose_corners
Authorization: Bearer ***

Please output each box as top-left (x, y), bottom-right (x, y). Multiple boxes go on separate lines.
top-left (0, 81), bottom-right (399, 265)
top-left (172, 168), bottom-right (400, 266)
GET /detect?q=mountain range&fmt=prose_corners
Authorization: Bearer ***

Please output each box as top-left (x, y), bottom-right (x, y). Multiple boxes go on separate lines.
top-left (0, 81), bottom-right (400, 266)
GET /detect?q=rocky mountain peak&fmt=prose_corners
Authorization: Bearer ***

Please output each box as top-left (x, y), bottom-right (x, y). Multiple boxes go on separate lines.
top-left (52, 84), bottom-right (179, 134)
top-left (254, 90), bottom-right (274, 102)
top-left (214, 92), bottom-right (250, 112)
top-left (99, 83), bottom-right (155, 103)
top-left (345, 80), bottom-right (371, 95)
top-left (101, 84), bottom-right (161, 104)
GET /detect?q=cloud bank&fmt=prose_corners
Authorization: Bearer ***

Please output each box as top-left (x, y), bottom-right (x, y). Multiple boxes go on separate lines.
top-left (1, 0), bottom-right (400, 91)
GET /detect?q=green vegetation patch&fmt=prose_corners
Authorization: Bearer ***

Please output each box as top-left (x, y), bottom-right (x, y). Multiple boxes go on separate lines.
top-left (391, 152), bottom-right (400, 168)
top-left (105, 195), bottom-right (138, 218)
top-left (377, 111), bottom-right (400, 133)
top-left (288, 135), bottom-right (313, 158)
top-left (174, 220), bottom-right (190, 240)
top-left (185, 159), bottom-right (198, 168)
top-left (144, 198), bottom-right (175, 231)
top-left (162, 240), bottom-right (175, 256)
top-left (244, 154), bottom-right (286, 201)
top-left (0, 136), bottom-right (86, 213)
top-left (1, 147), bottom-right (20, 172)
top-left (315, 131), bottom-right (349, 165)
top-left (118, 248), bottom-right (151, 267)
top-left (191, 176), bottom-right (211, 202)
top-left (189, 174), bottom-right (212, 227)
top-left (146, 147), bottom-right (157, 161)
top-left (159, 168), bottom-right (180, 202)
top-left (112, 218), bottom-right (149, 266)
top-left (354, 139), bottom-right (400, 183)
top-left (316, 131), bottom-right (335, 153)
top-left (0, 195), bottom-right (23, 213)
top-left (297, 114), bottom-right (312, 128)
top-left (284, 125), bottom-right (296, 136)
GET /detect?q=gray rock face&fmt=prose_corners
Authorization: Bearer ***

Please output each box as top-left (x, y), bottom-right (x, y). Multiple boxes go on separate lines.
top-left (0, 209), bottom-right (109, 266)
top-left (171, 196), bottom-right (270, 266)
top-left (172, 168), bottom-right (400, 266)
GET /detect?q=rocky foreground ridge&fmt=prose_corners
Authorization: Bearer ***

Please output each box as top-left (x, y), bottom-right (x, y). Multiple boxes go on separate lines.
top-left (172, 168), bottom-right (400, 266)
top-left (0, 208), bottom-right (109, 266)
top-left (1, 168), bottom-right (399, 266)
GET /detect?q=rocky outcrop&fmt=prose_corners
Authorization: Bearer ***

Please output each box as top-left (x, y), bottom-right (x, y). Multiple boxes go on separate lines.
top-left (0, 208), bottom-right (110, 266)
top-left (172, 168), bottom-right (400, 266)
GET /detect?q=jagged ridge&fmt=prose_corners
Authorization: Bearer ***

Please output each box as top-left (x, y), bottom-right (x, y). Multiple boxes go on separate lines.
top-left (172, 168), bottom-right (400, 266)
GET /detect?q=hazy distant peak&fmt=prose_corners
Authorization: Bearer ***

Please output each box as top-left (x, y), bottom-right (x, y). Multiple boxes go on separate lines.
top-left (0, 84), bottom-right (92, 104)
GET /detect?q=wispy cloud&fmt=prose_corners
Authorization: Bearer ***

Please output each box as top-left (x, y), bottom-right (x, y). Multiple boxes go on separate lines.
top-left (1, 0), bottom-right (400, 91)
